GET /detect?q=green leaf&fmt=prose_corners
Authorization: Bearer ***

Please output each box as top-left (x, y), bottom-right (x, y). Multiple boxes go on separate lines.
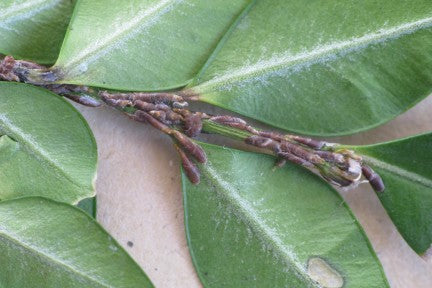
top-left (0, 82), bottom-right (97, 204)
top-left (183, 143), bottom-right (389, 287)
top-left (77, 197), bottom-right (96, 218)
top-left (353, 133), bottom-right (432, 254)
top-left (0, 0), bottom-right (76, 64)
top-left (189, 0), bottom-right (432, 136)
top-left (0, 197), bottom-right (153, 287)
top-left (53, 0), bottom-right (250, 91)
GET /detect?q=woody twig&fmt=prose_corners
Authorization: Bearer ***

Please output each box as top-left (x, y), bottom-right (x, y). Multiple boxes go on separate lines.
top-left (0, 55), bottom-right (384, 191)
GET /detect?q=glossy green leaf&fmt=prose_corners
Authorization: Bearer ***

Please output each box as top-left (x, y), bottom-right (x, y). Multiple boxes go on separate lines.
top-left (53, 0), bottom-right (250, 91)
top-left (77, 197), bottom-right (96, 218)
top-left (189, 0), bottom-right (432, 136)
top-left (183, 143), bottom-right (388, 287)
top-left (0, 82), bottom-right (97, 204)
top-left (0, 197), bottom-right (153, 287)
top-left (354, 133), bottom-right (432, 254)
top-left (0, 0), bottom-right (76, 64)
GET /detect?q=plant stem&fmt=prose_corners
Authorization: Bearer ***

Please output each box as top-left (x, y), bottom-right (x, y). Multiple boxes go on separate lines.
top-left (0, 55), bottom-right (384, 192)
top-left (201, 119), bottom-right (252, 141)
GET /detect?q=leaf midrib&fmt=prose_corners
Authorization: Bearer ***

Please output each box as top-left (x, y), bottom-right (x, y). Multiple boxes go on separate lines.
top-left (57, 0), bottom-right (182, 70)
top-left (362, 155), bottom-right (432, 188)
top-left (196, 15), bottom-right (432, 90)
top-left (0, 232), bottom-right (110, 288)
top-left (203, 163), bottom-right (321, 288)
top-left (0, 114), bottom-right (87, 194)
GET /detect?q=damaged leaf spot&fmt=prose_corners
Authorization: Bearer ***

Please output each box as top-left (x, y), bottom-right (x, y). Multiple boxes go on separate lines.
top-left (307, 257), bottom-right (344, 288)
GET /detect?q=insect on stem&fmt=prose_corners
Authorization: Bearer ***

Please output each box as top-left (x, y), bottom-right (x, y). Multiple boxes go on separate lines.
top-left (0, 56), bottom-right (386, 192)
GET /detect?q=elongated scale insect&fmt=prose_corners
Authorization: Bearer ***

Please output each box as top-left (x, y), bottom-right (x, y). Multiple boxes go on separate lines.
top-left (175, 144), bottom-right (200, 184)
top-left (277, 152), bottom-right (314, 168)
top-left (362, 165), bottom-right (385, 192)
top-left (0, 56), bottom-right (20, 82)
top-left (210, 115), bottom-right (247, 125)
top-left (184, 114), bottom-right (203, 138)
top-left (280, 141), bottom-right (324, 165)
top-left (100, 90), bottom-right (386, 192)
top-left (172, 131), bottom-right (207, 164)
top-left (64, 94), bottom-right (101, 107)
top-left (245, 135), bottom-right (281, 153)
top-left (290, 135), bottom-right (325, 149)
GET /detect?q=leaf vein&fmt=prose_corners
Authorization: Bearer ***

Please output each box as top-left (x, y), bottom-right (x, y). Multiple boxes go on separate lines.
top-left (0, 232), bottom-right (110, 288)
top-left (204, 163), bottom-right (321, 287)
top-left (0, 114), bottom-right (87, 195)
top-left (197, 16), bottom-right (432, 89)
top-left (59, 0), bottom-right (183, 70)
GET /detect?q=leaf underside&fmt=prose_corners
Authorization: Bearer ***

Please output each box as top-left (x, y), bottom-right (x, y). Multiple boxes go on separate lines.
top-left (190, 0), bottom-right (432, 136)
top-left (354, 133), bottom-right (432, 254)
top-left (183, 143), bottom-right (389, 287)
top-left (0, 197), bottom-right (153, 288)
top-left (0, 82), bottom-right (97, 204)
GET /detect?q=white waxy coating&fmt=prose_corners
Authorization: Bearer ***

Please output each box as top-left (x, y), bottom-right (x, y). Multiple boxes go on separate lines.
top-left (307, 257), bottom-right (344, 288)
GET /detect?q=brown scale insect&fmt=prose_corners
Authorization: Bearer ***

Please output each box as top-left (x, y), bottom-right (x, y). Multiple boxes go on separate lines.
top-left (279, 141), bottom-right (324, 165)
top-left (0, 56), bottom-right (20, 82)
top-left (259, 131), bottom-right (325, 150)
top-left (315, 150), bottom-right (349, 172)
top-left (147, 110), bottom-right (182, 125)
top-left (175, 144), bottom-right (200, 184)
top-left (361, 164), bottom-right (385, 192)
top-left (63, 94), bottom-right (101, 107)
top-left (0, 56), bottom-right (99, 106)
top-left (132, 110), bottom-right (170, 133)
top-left (245, 135), bottom-right (281, 153)
top-left (133, 100), bottom-right (157, 111)
top-left (172, 101), bottom-right (189, 108)
top-left (246, 135), bottom-right (321, 168)
top-left (290, 135), bottom-right (325, 150)
top-left (171, 130), bottom-right (207, 164)
top-left (100, 91), bottom-right (180, 104)
top-left (258, 131), bottom-right (285, 141)
top-left (149, 111), bottom-right (168, 124)
top-left (165, 110), bottom-right (184, 124)
top-left (100, 91), bottom-right (386, 191)
top-left (46, 85), bottom-right (101, 107)
top-left (211, 116), bottom-right (259, 134)
top-left (277, 152), bottom-right (314, 168)
top-left (135, 93), bottom-right (184, 104)
top-left (210, 115), bottom-right (247, 125)
top-left (184, 113), bottom-right (203, 138)
top-left (132, 110), bottom-right (205, 183)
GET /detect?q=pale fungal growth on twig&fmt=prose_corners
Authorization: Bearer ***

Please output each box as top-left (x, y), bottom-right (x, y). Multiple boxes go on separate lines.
top-left (0, 55), bottom-right (385, 192)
